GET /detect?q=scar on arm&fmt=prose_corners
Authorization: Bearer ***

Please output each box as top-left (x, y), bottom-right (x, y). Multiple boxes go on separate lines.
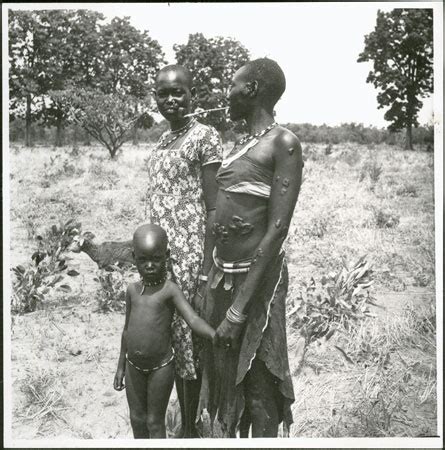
top-left (288, 147), bottom-right (294, 155)
top-left (275, 219), bottom-right (282, 228)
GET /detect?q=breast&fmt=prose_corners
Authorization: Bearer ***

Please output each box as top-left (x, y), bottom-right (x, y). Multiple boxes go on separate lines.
top-left (216, 156), bottom-right (273, 200)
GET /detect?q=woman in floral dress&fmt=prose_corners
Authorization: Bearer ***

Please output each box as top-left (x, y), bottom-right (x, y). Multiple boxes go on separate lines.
top-left (146, 65), bottom-right (223, 437)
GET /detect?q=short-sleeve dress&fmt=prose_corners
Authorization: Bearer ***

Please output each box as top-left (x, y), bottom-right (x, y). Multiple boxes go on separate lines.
top-left (146, 121), bottom-right (223, 380)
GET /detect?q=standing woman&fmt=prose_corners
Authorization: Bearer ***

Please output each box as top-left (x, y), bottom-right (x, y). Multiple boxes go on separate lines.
top-left (198, 58), bottom-right (303, 437)
top-left (146, 65), bottom-right (223, 437)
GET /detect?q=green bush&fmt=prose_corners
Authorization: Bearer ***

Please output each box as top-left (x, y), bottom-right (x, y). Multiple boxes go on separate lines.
top-left (94, 266), bottom-right (127, 313)
top-left (11, 220), bottom-right (81, 313)
top-left (289, 256), bottom-right (376, 344)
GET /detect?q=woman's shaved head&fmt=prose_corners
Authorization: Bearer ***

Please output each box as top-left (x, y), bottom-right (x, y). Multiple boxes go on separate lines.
top-left (241, 58), bottom-right (286, 109)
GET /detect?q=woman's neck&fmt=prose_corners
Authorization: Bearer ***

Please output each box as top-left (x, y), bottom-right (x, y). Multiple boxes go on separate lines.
top-left (245, 108), bottom-right (275, 135)
top-left (169, 117), bottom-right (192, 132)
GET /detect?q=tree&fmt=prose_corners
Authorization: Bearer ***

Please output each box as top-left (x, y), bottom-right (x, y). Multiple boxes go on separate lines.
top-left (52, 88), bottom-right (154, 159)
top-left (358, 9), bottom-right (433, 150)
top-left (9, 9), bottom-right (106, 147)
top-left (92, 16), bottom-right (165, 146)
top-left (97, 17), bottom-right (165, 97)
top-left (39, 10), bottom-right (105, 147)
top-left (174, 33), bottom-right (250, 132)
top-left (9, 10), bottom-right (48, 147)
top-left (9, 11), bottom-right (164, 148)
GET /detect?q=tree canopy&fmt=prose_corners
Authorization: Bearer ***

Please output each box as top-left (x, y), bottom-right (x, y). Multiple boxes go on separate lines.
top-left (357, 8), bottom-right (433, 149)
top-left (9, 10), bottom-right (165, 148)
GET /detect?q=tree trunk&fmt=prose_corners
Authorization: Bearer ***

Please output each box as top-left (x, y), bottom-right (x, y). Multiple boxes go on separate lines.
top-left (132, 127), bottom-right (139, 146)
top-left (72, 123), bottom-right (80, 153)
top-left (83, 128), bottom-right (91, 146)
top-left (55, 114), bottom-right (63, 147)
top-left (405, 123), bottom-right (413, 150)
top-left (132, 103), bottom-right (139, 146)
top-left (405, 87), bottom-right (415, 151)
top-left (25, 94), bottom-right (32, 147)
top-left (109, 144), bottom-right (118, 159)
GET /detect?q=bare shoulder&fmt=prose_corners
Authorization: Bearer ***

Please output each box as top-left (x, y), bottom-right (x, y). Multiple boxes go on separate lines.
top-left (127, 282), bottom-right (140, 297)
top-left (272, 126), bottom-right (302, 157)
top-left (164, 279), bottom-right (181, 295)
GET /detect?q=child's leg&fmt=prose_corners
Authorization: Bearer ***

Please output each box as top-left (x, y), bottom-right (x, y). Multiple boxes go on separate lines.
top-left (125, 361), bottom-right (150, 438)
top-left (174, 375), bottom-right (186, 438)
top-left (146, 360), bottom-right (175, 438)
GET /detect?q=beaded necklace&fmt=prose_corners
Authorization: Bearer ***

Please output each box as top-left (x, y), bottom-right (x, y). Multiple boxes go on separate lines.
top-left (237, 121), bottom-right (278, 146)
top-left (157, 119), bottom-right (196, 149)
top-left (139, 273), bottom-right (167, 295)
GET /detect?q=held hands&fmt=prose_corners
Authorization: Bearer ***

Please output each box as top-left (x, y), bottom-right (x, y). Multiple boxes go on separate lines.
top-left (114, 367), bottom-right (125, 391)
top-left (213, 317), bottom-right (243, 350)
top-left (192, 282), bottom-right (206, 316)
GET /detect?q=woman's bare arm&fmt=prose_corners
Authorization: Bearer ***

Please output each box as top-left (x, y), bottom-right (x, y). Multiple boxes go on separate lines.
top-left (201, 163), bottom-right (220, 275)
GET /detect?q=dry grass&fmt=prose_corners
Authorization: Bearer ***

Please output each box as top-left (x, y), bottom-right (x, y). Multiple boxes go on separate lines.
top-left (8, 142), bottom-right (437, 439)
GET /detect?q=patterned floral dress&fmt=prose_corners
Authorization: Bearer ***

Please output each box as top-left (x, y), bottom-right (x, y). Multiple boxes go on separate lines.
top-left (146, 122), bottom-right (223, 380)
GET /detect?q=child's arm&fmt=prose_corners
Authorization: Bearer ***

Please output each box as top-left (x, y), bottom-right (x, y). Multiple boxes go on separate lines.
top-left (170, 283), bottom-right (215, 340)
top-left (114, 286), bottom-right (131, 391)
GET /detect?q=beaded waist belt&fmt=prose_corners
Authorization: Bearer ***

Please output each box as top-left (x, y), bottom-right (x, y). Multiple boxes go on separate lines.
top-left (211, 248), bottom-right (285, 291)
top-left (126, 352), bottom-right (174, 373)
top-left (211, 248), bottom-right (252, 290)
top-left (213, 248), bottom-right (252, 273)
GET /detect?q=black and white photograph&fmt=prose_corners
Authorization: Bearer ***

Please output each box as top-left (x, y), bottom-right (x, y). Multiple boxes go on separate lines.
top-left (2, 2), bottom-right (443, 447)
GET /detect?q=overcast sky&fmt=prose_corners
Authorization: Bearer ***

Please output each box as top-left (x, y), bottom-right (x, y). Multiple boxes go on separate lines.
top-left (7, 2), bottom-right (437, 127)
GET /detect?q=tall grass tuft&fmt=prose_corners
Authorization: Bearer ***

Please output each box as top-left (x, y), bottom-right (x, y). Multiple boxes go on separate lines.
top-left (20, 367), bottom-right (67, 425)
top-left (359, 156), bottom-right (383, 192)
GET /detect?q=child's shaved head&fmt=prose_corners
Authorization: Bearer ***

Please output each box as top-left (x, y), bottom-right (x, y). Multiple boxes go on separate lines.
top-left (133, 224), bottom-right (168, 253)
top-left (155, 64), bottom-right (193, 89)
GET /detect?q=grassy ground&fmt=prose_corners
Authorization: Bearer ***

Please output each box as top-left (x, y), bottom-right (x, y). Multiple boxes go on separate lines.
top-left (7, 141), bottom-right (437, 439)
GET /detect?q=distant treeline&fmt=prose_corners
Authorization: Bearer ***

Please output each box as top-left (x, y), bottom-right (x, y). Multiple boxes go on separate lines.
top-left (9, 119), bottom-right (434, 148)
top-left (282, 122), bottom-right (434, 147)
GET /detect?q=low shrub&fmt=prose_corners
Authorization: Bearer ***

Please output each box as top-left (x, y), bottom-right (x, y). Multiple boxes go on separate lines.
top-left (374, 209), bottom-right (400, 229)
top-left (42, 155), bottom-right (84, 185)
top-left (359, 158), bottom-right (383, 188)
top-left (289, 256), bottom-right (376, 345)
top-left (395, 183), bottom-right (418, 197)
top-left (94, 266), bottom-right (128, 313)
top-left (11, 220), bottom-right (81, 313)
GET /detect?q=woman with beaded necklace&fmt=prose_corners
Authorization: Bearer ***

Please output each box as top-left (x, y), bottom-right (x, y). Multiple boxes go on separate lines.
top-left (146, 65), bottom-right (223, 438)
top-left (198, 58), bottom-right (304, 437)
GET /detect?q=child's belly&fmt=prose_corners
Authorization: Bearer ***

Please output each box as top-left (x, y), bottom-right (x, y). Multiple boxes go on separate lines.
top-left (126, 310), bottom-right (173, 367)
